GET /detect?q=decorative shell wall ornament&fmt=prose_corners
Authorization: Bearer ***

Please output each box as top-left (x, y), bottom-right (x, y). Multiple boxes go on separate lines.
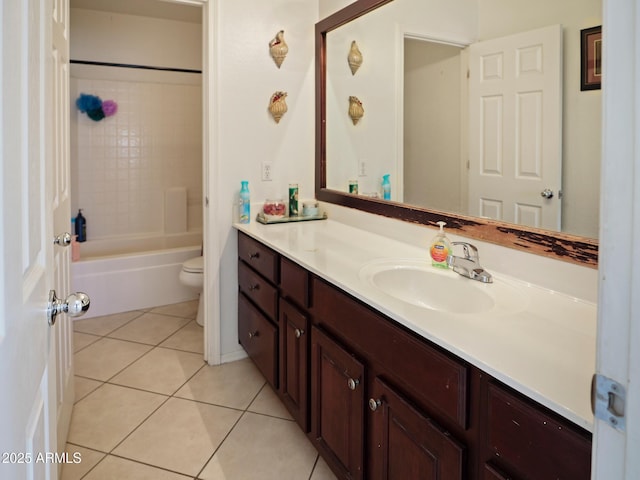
top-left (348, 96), bottom-right (364, 125)
top-left (347, 40), bottom-right (363, 75)
top-left (269, 91), bottom-right (288, 123)
top-left (269, 30), bottom-right (288, 68)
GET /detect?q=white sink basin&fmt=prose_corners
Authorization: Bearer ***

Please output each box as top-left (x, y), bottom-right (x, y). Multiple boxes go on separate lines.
top-left (359, 258), bottom-right (527, 315)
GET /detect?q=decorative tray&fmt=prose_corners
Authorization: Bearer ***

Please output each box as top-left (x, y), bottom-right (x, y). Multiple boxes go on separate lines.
top-left (256, 212), bottom-right (327, 225)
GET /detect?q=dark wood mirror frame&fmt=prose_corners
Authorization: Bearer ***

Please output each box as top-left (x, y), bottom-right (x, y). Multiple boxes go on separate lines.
top-left (315, 0), bottom-right (598, 268)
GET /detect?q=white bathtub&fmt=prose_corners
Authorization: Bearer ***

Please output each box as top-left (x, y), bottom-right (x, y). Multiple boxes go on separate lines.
top-left (71, 232), bottom-right (202, 319)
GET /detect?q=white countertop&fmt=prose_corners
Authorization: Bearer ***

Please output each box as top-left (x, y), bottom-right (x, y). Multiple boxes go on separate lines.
top-left (234, 218), bottom-right (596, 432)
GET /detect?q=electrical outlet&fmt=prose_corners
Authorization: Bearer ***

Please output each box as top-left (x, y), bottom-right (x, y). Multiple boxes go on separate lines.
top-left (262, 161), bottom-right (273, 181)
top-left (358, 159), bottom-right (367, 177)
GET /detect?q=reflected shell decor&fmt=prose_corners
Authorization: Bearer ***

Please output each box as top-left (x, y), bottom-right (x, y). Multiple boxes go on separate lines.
top-left (348, 96), bottom-right (364, 125)
top-left (347, 40), bottom-right (363, 75)
top-left (269, 30), bottom-right (288, 68)
top-left (269, 91), bottom-right (288, 123)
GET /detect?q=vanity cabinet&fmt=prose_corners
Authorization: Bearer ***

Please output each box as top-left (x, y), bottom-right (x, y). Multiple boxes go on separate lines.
top-left (482, 382), bottom-right (592, 480)
top-left (236, 232), bottom-right (592, 480)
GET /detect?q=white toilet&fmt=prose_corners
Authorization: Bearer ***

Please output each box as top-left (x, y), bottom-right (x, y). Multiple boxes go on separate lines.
top-left (179, 256), bottom-right (204, 326)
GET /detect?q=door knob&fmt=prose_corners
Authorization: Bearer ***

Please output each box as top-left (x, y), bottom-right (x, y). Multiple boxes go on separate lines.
top-left (53, 232), bottom-right (72, 247)
top-left (47, 290), bottom-right (90, 326)
top-left (540, 188), bottom-right (554, 199)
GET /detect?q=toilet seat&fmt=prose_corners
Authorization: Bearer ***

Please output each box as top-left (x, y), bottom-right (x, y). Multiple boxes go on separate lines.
top-left (182, 256), bottom-right (204, 274)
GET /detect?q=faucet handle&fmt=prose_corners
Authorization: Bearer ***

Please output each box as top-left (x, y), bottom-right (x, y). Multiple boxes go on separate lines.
top-left (451, 242), bottom-right (479, 260)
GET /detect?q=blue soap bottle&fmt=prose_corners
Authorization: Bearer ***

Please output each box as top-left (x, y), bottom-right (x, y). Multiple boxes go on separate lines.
top-left (75, 209), bottom-right (87, 242)
top-left (239, 181), bottom-right (250, 224)
top-left (382, 174), bottom-right (391, 200)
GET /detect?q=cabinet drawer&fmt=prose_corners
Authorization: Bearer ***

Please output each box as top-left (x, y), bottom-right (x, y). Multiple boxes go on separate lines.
top-left (238, 261), bottom-right (278, 321)
top-left (238, 232), bottom-right (279, 283)
top-left (280, 256), bottom-right (309, 308)
top-left (238, 293), bottom-right (278, 388)
top-left (486, 383), bottom-right (591, 479)
top-left (312, 277), bottom-right (468, 429)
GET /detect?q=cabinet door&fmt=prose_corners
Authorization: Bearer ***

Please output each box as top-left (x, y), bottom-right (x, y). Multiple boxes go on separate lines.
top-left (238, 293), bottom-right (278, 388)
top-left (279, 298), bottom-right (309, 431)
top-left (369, 377), bottom-right (465, 480)
top-left (311, 326), bottom-right (365, 480)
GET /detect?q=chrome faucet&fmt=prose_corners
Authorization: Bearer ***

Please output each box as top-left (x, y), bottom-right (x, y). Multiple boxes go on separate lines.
top-left (447, 242), bottom-right (493, 283)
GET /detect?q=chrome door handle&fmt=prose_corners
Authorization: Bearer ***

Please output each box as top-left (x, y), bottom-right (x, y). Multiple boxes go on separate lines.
top-left (54, 232), bottom-right (72, 247)
top-left (47, 290), bottom-right (90, 326)
top-left (540, 188), bottom-right (554, 199)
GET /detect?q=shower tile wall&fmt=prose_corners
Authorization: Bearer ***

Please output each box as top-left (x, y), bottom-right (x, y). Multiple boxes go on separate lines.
top-left (70, 75), bottom-right (202, 239)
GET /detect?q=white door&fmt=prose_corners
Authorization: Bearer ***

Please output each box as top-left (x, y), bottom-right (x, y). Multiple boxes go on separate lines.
top-left (51, 0), bottom-right (75, 458)
top-left (592, 0), bottom-right (640, 477)
top-left (0, 0), bottom-right (77, 478)
top-left (468, 25), bottom-right (562, 230)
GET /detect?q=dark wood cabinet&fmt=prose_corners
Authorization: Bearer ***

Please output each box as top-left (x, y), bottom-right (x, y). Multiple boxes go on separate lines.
top-left (369, 377), bottom-right (465, 480)
top-left (279, 297), bottom-right (310, 431)
top-left (484, 382), bottom-right (591, 479)
top-left (238, 293), bottom-right (278, 388)
top-left (237, 232), bottom-right (592, 480)
top-left (311, 326), bottom-right (365, 480)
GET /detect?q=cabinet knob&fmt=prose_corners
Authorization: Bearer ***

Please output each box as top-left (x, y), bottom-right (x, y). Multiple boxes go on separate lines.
top-left (295, 328), bottom-right (305, 338)
top-left (347, 378), bottom-right (360, 391)
top-left (248, 330), bottom-right (259, 339)
top-left (249, 252), bottom-right (260, 260)
top-left (248, 284), bottom-right (260, 291)
top-left (369, 398), bottom-right (382, 412)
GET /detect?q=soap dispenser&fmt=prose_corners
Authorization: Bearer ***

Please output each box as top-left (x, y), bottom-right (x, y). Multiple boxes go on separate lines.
top-left (430, 221), bottom-right (451, 268)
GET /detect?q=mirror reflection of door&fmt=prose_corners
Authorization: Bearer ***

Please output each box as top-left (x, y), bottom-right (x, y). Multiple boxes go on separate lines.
top-left (468, 25), bottom-right (562, 230)
top-left (404, 25), bottom-right (562, 230)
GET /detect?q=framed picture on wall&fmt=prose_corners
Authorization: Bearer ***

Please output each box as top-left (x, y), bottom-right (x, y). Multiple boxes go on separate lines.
top-left (581, 26), bottom-right (602, 91)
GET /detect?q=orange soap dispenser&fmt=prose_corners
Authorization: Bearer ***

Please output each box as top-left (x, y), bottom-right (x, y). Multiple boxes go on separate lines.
top-left (430, 221), bottom-right (452, 268)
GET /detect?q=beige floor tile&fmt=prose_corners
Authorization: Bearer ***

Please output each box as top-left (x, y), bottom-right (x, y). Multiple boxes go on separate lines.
top-left (149, 300), bottom-right (198, 319)
top-left (248, 384), bottom-right (293, 420)
top-left (200, 412), bottom-right (318, 480)
top-left (73, 311), bottom-right (143, 336)
top-left (107, 312), bottom-right (191, 345)
top-left (74, 338), bottom-right (153, 381)
top-left (73, 332), bottom-right (100, 352)
top-left (160, 320), bottom-right (204, 354)
top-left (67, 383), bottom-right (167, 452)
top-left (111, 347), bottom-right (205, 395)
top-left (82, 455), bottom-right (191, 480)
top-left (74, 376), bottom-right (103, 403)
top-left (60, 445), bottom-right (106, 480)
top-left (175, 357), bottom-right (265, 409)
top-left (113, 397), bottom-right (241, 477)
top-left (311, 455), bottom-right (338, 480)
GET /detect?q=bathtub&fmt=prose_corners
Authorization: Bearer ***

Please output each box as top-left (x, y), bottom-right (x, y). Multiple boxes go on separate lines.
top-left (71, 232), bottom-right (202, 319)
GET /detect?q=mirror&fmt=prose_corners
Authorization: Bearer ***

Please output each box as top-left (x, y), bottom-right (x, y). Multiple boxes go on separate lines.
top-left (316, 0), bottom-right (599, 266)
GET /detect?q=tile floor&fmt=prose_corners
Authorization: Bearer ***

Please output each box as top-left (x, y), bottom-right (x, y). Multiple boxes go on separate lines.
top-left (62, 300), bottom-right (337, 480)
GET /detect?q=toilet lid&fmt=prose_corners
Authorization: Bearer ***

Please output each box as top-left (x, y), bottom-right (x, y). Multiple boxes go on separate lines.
top-left (183, 256), bottom-right (204, 273)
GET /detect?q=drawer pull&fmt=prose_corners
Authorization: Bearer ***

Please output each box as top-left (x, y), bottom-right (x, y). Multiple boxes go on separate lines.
top-left (248, 284), bottom-right (260, 291)
top-left (248, 330), bottom-right (259, 339)
top-left (248, 252), bottom-right (260, 260)
top-left (369, 398), bottom-right (382, 412)
top-left (347, 378), bottom-right (360, 391)
top-left (295, 328), bottom-right (305, 338)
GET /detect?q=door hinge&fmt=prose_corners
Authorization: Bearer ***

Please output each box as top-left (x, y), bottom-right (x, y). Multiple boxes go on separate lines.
top-left (591, 374), bottom-right (626, 431)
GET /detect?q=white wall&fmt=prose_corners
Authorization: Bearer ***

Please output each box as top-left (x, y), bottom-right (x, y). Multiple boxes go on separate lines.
top-left (478, 0), bottom-right (602, 238)
top-left (215, 0), bottom-right (317, 360)
top-left (70, 9), bottom-right (203, 239)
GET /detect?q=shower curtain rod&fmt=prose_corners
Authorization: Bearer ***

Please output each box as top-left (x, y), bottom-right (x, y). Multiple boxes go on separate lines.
top-left (71, 59), bottom-right (202, 74)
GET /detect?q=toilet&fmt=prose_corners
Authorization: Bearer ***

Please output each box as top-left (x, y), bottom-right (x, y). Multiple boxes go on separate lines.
top-left (179, 256), bottom-right (204, 326)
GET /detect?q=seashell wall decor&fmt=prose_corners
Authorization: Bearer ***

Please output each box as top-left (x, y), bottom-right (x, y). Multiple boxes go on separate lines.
top-left (348, 96), bottom-right (364, 125)
top-left (347, 40), bottom-right (363, 75)
top-left (269, 91), bottom-right (288, 123)
top-left (269, 30), bottom-right (288, 68)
